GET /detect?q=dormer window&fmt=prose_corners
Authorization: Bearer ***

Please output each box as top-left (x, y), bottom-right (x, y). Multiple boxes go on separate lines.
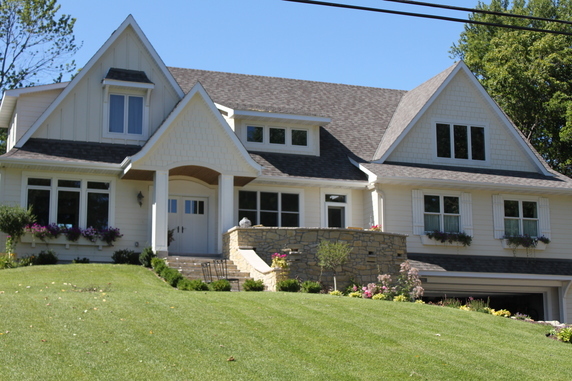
top-left (102, 68), bottom-right (154, 140)
top-left (245, 124), bottom-right (308, 147)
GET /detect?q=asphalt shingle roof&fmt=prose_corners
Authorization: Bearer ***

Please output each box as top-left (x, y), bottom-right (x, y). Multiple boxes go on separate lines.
top-left (408, 253), bottom-right (572, 276)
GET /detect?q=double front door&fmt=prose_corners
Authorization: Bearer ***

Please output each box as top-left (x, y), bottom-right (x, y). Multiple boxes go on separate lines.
top-left (168, 196), bottom-right (208, 254)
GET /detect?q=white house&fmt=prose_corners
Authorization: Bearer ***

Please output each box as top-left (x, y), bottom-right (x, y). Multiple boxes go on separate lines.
top-left (1, 16), bottom-right (572, 322)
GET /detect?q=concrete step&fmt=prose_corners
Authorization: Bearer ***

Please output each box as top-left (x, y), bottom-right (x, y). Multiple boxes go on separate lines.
top-left (165, 255), bottom-right (251, 291)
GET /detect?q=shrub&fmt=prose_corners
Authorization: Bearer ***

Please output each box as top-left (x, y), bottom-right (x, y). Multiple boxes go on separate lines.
top-left (372, 293), bottom-right (390, 301)
top-left (139, 247), bottom-right (156, 268)
top-left (161, 267), bottom-right (183, 287)
top-left (178, 278), bottom-right (210, 291)
top-left (277, 279), bottom-right (300, 292)
top-left (300, 280), bottom-right (321, 293)
top-left (243, 279), bottom-right (265, 291)
top-left (393, 294), bottom-right (410, 302)
top-left (317, 240), bottom-right (351, 291)
top-left (112, 249), bottom-right (139, 264)
top-left (151, 257), bottom-right (167, 273)
top-left (0, 254), bottom-right (17, 269)
top-left (18, 255), bottom-right (35, 267)
top-left (72, 257), bottom-right (90, 264)
top-left (553, 327), bottom-right (572, 343)
top-left (491, 309), bottom-right (511, 317)
top-left (348, 291), bottom-right (362, 298)
top-left (210, 279), bottom-right (231, 291)
top-left (0, 205), bottom-right (35, 253)
top-left (329, 290), bottom-right (343, 296)
top-left (35, 250), bottom-right (58, 265)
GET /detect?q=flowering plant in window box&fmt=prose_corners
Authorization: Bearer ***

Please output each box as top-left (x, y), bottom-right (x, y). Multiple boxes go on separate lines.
top-left (100, 227), bottom-right (123, 246)
top-left (271, 253), bottom-right (289, 269)
top-left (504, 235), bottom-right (550, 257)
top-left (81, 227), bottom-right (99, 243)
top-left (425, 231), bottom-right (473, 247)
top-left (45, 223), bottom-right (63, 239)
top-left (64, 226), bottom-right (82, 242)
top-left (26, 223), bottom-right (50, 241)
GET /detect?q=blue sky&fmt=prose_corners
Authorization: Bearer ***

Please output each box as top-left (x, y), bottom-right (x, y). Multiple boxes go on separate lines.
top-left (56, 0), bottom-right (479, 90)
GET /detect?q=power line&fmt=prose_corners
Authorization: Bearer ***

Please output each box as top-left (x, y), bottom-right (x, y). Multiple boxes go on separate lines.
top-left (283, 0), bottom-right (572, 36)
top-left (380, 0), bottom-right (572, 26)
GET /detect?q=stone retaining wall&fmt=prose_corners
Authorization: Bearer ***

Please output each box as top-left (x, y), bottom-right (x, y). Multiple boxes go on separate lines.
top-left (224, 227), bottom-right (407, 290)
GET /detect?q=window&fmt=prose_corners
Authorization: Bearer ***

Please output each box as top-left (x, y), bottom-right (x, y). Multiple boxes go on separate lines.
top-left (245, 125), bottom-right (309, 147)
top-left (238, 191), bottom-right (299, 227)
top-left (504, 200), bottom-right (538, 237)
top-left (109, 94), bottom-right (143, 135)
top-left (492, 195), bottom-right (550, 240)
top-left (424, 195), bottom-right (459, 233)
top-left (412, 190), bottom-right (473, 236)
top-left (185, 200), bottom-right (204, 215)
top-left (26, 177), bottom-right (112, 229)
top-left (436, 123), bottom-right (485, 161)
top-left (324, 194), bottom-right (348, 228)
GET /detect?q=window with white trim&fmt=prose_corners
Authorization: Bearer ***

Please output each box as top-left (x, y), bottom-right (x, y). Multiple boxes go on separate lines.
top-left (412, 190), bottom-right (473, 236)
top-left (108, 94), bottom-right (144, 135)
top-left (26, 177), bottom-right (111, 230)
top-left (238, 190), bottom-right (299, 227)
top-left (245, 124), bottom-right (308, 147)
top-left (436, 123), bottom-right (486, 161)
top-left (492, 195), bottom-right (550, 239)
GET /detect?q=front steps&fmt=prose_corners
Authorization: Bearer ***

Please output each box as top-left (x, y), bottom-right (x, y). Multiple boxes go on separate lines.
top-left (166, 255), bottom-right (251, 291)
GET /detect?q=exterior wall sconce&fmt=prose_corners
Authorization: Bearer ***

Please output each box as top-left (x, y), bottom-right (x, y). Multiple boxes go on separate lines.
top-left (137, 191), bottom-right (144, 207)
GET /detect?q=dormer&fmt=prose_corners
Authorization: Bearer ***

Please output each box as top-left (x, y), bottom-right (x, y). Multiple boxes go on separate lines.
top-left (217, 104), bottom-right (330, 156)
top-left (102, 68), bottom-right (155, 142)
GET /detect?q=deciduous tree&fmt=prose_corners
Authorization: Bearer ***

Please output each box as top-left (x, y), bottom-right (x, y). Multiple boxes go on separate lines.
top-left (451, 0), bottom-right (572, 176)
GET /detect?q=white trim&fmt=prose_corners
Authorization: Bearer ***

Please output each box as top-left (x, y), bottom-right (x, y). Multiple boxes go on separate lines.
top-left (217, 105), bottom-right (331, 125)
top-left (320, 188), bottom-right (352, 228)
top-left (419, 270), bottom-right (572, 282)
top-left (240, 121), bottom-right (316, 155)
top-left (124, 82), bottom-right (261, 176)
top-left (252, 175), bottom-right (369, 189)
top-left (235, 185), bottom-right (305, 228)
top-left (15, 15), bottom-right (184, 148)
top-left (492, 194), bottom-right (550, 240)
top-left (412, 189), bottom-right (472, 236)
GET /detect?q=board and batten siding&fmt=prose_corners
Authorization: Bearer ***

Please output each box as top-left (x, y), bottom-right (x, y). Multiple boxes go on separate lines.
top-left (31, 27), bottom-right (180, 145)
top-left (387, 70), bottom-right (539, 173)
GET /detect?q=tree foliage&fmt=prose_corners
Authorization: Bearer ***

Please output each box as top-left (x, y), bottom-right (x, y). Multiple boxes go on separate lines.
top-left (317, 240), bottom-right (351, 291)
top-left (0, 0), bottom-right (79, 153)
top-left (0, 204), bottom-right (35, 253)
top-left (451, 0), bottom-right (572, 176)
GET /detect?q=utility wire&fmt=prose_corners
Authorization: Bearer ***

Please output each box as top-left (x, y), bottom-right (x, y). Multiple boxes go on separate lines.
top-left (380, 0), bottom-right (572, 26)
top-left (283, 0), bottom-right (572, 36)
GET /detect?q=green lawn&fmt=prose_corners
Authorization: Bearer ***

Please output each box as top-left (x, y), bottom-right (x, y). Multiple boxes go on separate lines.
top-left (0, 264), bottom-right (570, 380)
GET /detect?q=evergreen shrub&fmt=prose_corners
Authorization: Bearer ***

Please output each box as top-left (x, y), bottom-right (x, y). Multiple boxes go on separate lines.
top-left (277, 279), bottom-right (300, 292)
top-left (242, 279), bottom-right (265, 291)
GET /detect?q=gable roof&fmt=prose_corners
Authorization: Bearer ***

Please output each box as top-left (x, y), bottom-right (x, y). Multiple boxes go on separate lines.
top-left (14, 15), bottom-right (184, 149)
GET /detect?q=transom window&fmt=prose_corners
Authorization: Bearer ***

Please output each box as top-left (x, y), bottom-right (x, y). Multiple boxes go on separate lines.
top-left (424, 195), bottom-right (460, 233)
top-left (436, 123), bottom-right (485, 161)
top-left (27, 177), bottom-right (111, 230)
top-left (238, 191), bottom-right (299, 227)
top-left (504, 200), bottom-right (538, 237)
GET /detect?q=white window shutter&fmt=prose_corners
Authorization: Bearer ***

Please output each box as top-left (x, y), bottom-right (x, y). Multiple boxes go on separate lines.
top-left (412, 190), bottom-right (424, 235)
top-left (460, 192), bottom-right (473, 236)
top-left (538, 197), bottom-right (551, 239)
top-left (492, 194), bottom-right (504, 239)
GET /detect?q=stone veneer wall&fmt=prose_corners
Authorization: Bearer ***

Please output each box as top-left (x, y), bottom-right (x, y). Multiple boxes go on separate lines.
top-left (224, 227), bottom-right (407, 290)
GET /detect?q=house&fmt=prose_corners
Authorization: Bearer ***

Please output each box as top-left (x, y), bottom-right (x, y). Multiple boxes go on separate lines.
top-left (1, 15), bottom-right (572, 321)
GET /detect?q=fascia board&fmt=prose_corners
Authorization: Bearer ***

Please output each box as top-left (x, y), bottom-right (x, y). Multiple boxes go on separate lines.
top-left (252, 175), bottom-right (369, 189)
top-left (349, 157), bottom-right (377, 182)
top-left (371, 175), bottom-right (572, 195)
top-left (128, 82), bottom-right (262, 175)
top-left (420, 270), bottom-right (572, 282)
top-left (0, 157), bottom-right (122, 172)
top-left (228, 109), bottom-right (331, 124)
top-left (376, 63), bottom-right (461, 164)
top-left (16, 15), bottom-right (184, 148)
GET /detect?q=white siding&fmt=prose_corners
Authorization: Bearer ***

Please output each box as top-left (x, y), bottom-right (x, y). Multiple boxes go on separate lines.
top-left (32, 26), bottom-right (180, 145)
top-left (387, 70), bottom-right (539, 173)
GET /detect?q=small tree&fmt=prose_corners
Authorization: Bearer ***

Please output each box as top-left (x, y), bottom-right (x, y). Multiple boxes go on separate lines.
top-left (0, 205), bottom-right (35, 254)
top-left (317, 240), bottom-right (351, 291)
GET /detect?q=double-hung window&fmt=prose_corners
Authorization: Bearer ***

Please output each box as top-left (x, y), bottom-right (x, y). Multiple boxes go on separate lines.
top-left (503, 200), bottom-right (538, 237)
top-left (423, 195), bottom-right (460, 233)
top-left (238, 191), bottom-right (300, 227)
top-left (436, 123), bottom-right (486, 161)
top-left (26, 177), bottom-right (112, 230)
top-left (109, 94), bottom-right (144, 135)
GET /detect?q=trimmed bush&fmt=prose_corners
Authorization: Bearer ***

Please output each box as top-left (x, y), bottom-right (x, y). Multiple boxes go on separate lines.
top-left (151, 257), bottom-right (166, 271)
top-left (277, 279), bottom-right (300, 292)
top-left (72, 257), bottom-right (90, 264)
top-left (35, 250), bottom-right (58, 265)
top-left (112, 249), bottom-right (140, 264)
top-left (178, 278), bottom-right (209, 291)
top-left (0, 254), bottom-right (17, 269)
top-left (300, 280), bottom-right (321, 293)
top-left (243, 279), bottom-right (265, 291)
top-left (210, 279), bottom-right (231, 291)
top-left (161, 267), bottom-right (183, 287)
top-left (139, 247), bottom-right (156, 268)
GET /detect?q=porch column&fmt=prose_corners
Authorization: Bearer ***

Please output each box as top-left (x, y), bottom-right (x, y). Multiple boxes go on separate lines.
top-left (218, 174), bottom-right (234, 253)
top-left (152, 170), bottom-right (169, 256)
top-left (368, 183), bottom-right (383, 229)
